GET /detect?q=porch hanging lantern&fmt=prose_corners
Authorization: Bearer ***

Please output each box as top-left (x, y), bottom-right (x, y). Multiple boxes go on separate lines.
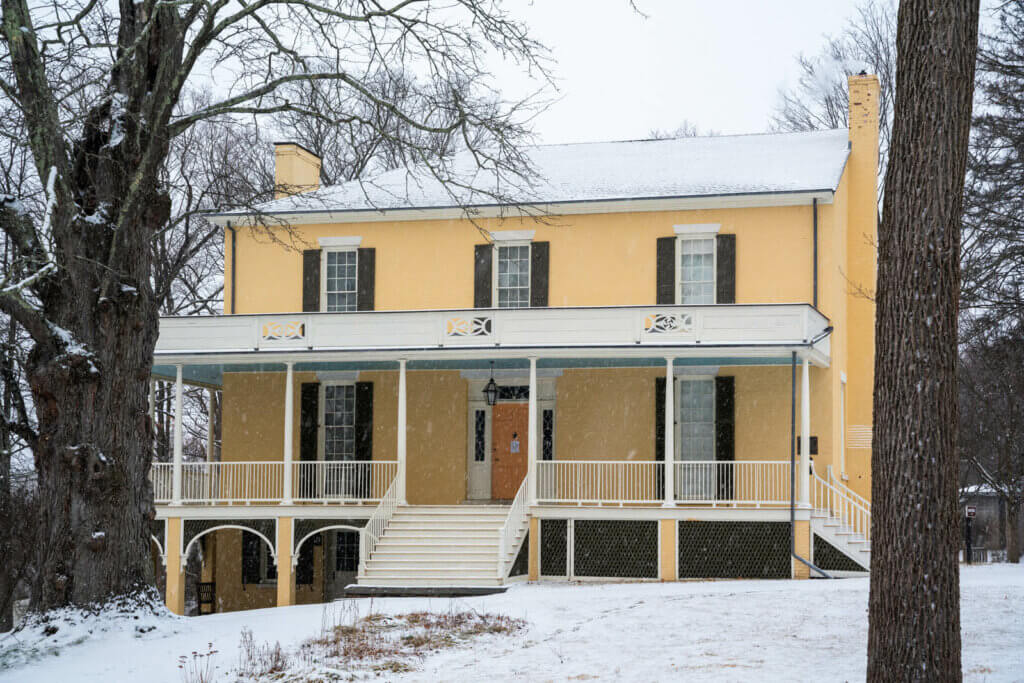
top-left (483, 362), bottom-right (499, 406)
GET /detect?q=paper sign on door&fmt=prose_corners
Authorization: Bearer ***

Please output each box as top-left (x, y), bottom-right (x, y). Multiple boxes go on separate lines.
top-left (510, 433), bottom-right (520, 453)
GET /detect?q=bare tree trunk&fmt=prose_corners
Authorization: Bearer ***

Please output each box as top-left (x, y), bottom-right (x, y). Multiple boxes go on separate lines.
top-left (0, 407), bottom-right (11, 633)
top-left (1007, 502), bottom-right (1021, 564)
top-left (868, 1), bottom-right (979, 680)
top-left (1, 241), bottom-right (15, 632)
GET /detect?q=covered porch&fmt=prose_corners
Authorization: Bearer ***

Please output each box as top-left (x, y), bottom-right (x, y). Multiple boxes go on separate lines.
top-left (149, 303), bottom-right (831, 511)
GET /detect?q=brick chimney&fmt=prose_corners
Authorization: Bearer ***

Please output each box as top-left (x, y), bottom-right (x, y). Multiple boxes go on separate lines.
top-left (273, 142), bottom-right (322, 199)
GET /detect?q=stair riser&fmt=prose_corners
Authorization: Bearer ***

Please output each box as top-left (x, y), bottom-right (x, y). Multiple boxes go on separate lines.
top-left (358, 578), bottom-right (503, 587)
top-left (366, 561), bottom-right (497, 573)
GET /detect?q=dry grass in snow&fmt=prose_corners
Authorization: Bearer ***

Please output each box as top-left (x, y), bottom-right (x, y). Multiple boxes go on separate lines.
top-left (230, 601), bottom-right (525, 681)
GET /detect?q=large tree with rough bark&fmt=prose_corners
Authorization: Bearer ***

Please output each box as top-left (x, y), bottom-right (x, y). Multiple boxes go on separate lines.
top-left (0, 0), bottom-right (546, 615)
top-left (867, 0), bottom-right (979, 680)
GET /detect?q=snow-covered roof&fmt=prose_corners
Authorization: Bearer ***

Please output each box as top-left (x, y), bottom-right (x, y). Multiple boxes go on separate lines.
top-left (226, 128), bottom-right (851, 218)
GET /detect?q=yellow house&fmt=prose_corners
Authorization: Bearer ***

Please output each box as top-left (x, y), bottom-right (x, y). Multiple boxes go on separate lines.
top-left (151, 75), bottom-right (879, 615)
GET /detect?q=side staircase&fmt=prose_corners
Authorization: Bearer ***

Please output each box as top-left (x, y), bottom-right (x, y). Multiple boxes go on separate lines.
top-left (357, 505), bottom-right (527, 587)
top-left (810, 468), bottom-right (871, 573)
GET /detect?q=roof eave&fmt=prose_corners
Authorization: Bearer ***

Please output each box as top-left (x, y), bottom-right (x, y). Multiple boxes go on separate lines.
top-left (205, 188), bottom-right (838, 227)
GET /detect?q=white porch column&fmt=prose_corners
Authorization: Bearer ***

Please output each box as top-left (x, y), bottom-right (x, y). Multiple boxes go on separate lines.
top-left (148, 380), bottom-right (156, 424)
top-left (799, 357), bottom-right (811, 506)
top-left (397, 359), bottom-right (408, 504)
top-left (663, 357), bottom-right (675, 506)
top-left (206, 388), bottom-right (215, 462)
top-left (282, 362), bottom-right (294, 504)
top-left (171, 365), bottom-right (183, 505)
top-left (527, 357), bottom-right (538, 506)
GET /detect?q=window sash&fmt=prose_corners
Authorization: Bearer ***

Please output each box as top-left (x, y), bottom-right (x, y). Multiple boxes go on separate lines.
top-left (323, 249), bottom-right (358, 312)
top-left (335, 530), bottom-right (359, 572)
top-left (677, 237), bottom-right (715, 305)
top-left (495, 243), bottom-right (530, 308)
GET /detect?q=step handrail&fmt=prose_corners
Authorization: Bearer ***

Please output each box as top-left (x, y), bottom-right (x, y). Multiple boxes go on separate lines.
top-left (359, 469), bottom-right (402, 575)
top-left (827, 466), bottom-right (871, 510)
top-left (497, 476), bottom-right (530, 579)
top-left (811, 469), bottom-right (871, 543)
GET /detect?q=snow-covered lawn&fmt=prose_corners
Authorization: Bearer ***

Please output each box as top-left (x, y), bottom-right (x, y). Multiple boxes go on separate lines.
top-left (2, 564), bottom-right (1021, 682)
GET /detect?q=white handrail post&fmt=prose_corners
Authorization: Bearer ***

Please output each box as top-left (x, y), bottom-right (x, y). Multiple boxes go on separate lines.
top-left (282, 362), bottom-right (294, 504)
top-left (527, 356), bottom-right (538, 506)
top-left (397, 359), bottom-right (408, 504)
top-left (799, 357), bottom-right (811, 507)
top-left (171, 365), bottom-right (183, 506)
top-left (663, 357), bottom-right (675, 507)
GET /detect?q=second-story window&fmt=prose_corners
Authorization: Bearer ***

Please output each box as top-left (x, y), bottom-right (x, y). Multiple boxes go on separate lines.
top-left (496, 244), bottom-right (530, 308)
top-left (324, 249), bottom-right (357, 312)
top-left (678, 237), bottom-right (715, 304)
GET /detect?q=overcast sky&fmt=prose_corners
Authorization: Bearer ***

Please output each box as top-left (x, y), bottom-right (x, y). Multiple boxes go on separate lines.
top-left (499, 0), bottom-right (867, 144)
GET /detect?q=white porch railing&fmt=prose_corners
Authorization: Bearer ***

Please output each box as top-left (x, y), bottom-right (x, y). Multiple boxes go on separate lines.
top-left (291, 461), bottom-right (398, 502)
top-left (535, 460), bottom-right (791, 506)
top-left (149, 460), bottom-right (398, 505)
top-left (151, 462), bottom-right (173, 503)
top-left (497, 477), bottom-right (530, 578)
top-left (537, 461), bottom-right (663, 504)
top-left (181, 461), bottom-right (283, 503)
top-left (673, 461), bottom-right (791, 505)
top-left (812, 467), bottom-right (871, 542)
top-left (359, 469), bottom-right (403, 575)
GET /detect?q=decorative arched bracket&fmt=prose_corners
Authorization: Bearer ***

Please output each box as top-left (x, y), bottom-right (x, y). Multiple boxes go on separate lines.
top-left (292, 518), bottom-right (366, 568)
top-left (182, 518), bottom-right (277, 566)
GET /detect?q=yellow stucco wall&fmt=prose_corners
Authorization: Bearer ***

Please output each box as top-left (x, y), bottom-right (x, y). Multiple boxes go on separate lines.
top-left (226, 204), bottom-right (817, 315)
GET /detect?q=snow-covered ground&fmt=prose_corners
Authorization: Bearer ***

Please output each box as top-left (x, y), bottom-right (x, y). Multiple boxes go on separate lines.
top-left (2, 564), bottom-right (1021, 682)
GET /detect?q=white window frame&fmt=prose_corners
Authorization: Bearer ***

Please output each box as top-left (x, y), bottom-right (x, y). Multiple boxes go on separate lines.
top-left (320, 247), bottom-right (358, 313)
top-left (317, 380), bottom-right (357, 463)
top-left (492, 240), bottom-right (531, 309)
top-left (675, 235), bottom-right (717, 305)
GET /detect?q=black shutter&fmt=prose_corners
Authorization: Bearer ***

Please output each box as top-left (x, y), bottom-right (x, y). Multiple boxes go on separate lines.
top-left (715, 376), bottom-right (735, 500)
top-left (656, 237), bottom-right (675, 304)
top-left (302, 249), bottom-right (321, 312)
top-left (530, 241), bottom-right (550, 307)
top-left (354, 382), bottom-right (373, 461)
top-left (655, 376), bottom-right (666, 499)
top-left (355, 381), bottom-right (374, 499)
top-left (715, 234), bottom-right (736, 304)
top-left (356, 247), bottom-right (375, 311)
top-left (474, 244), bottom-right (493, 308)
top-left (296, 537), bottom-right (315, 585)
top-left (241, 532), bottom-right (260, 585)
top-left (300, 383), bottom-right (319, 499)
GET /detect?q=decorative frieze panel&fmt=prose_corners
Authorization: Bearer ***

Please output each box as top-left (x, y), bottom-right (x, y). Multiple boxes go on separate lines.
top-left (445, 316), bottom-right (493, 338)
top-left (261, 320), bottom-right (306, 341)
top-left (643, 312), bottom-right (694, 335)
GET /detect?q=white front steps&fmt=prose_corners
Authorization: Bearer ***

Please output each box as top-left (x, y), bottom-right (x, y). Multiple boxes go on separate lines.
top-left (811, 513), bottom-right (871, 571)
top-left (358, 505), bottom-right (525, 588)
